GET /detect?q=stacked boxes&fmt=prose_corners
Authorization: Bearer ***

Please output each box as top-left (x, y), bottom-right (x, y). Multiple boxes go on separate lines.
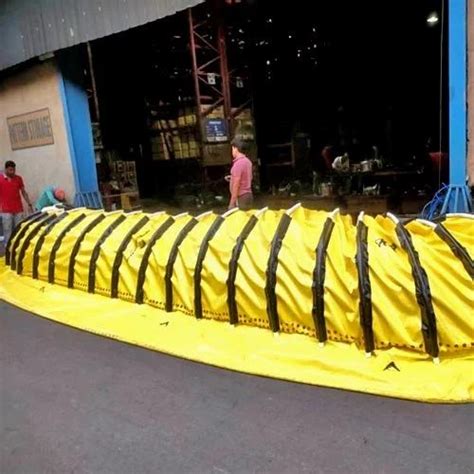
top-left (150, 106), bottom-right (199, 160)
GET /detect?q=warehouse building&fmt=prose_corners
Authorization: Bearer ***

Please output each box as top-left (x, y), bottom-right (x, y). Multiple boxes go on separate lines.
top-left (0, 0), bottom-right (472, 213)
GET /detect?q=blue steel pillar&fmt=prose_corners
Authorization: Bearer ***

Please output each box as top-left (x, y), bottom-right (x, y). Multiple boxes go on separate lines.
top-left (58, 50), bottom-right (102, 208)
top-left (441, 0), bottom-right (472, 213)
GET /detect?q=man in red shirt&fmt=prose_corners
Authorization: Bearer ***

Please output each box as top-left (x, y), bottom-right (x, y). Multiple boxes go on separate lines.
top-left (0, 160), bottom-right (33, 245)
top-left (227, 138), bottom-right (253, 210)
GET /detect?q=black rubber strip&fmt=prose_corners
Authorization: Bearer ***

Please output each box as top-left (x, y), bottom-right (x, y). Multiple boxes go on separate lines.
top-left (432, 215), bottom-right (446, 224)
top-left (395, 222), bottom-right (439, 358)
top-left (88, 214), bottom-right (127, 294)
top-left (356, 220), bottom-right (375, 353)
top-left (434, 223), bottom-right (474, 279)
top-left (48, 213), bottom-right (86, 284)
top-left (401, 216), bottom-right (417, 225)
top-left (110, 216), bottom-right (150, 298)
top-left (67, 214), bottom-right (106, 288)
top-left (227, 215), bottom-right (259, 325)
top-left (165, 218), bottom-right (199, 312)
top-left (194, 215), bottom-right (225, 319)
top-left (32, 212), bottom-right (69, 279)
top-left (311, 217), bottom-right (336, 343)
top-left (135, 216), bottom-right (175, 304)
top-left (264, 213), bottom-right (292, 333)
top-left (16, 214), bottom-right (57, 275)
top-left (7, 212), bottom-right (46, 267)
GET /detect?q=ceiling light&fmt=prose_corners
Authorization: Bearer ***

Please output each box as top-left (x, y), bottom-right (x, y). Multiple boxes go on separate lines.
top-left (426, 12), bottom-right (439, 25)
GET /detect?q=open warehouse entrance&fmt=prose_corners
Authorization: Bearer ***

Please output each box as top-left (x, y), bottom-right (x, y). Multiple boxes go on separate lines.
top-left (84, 0), bottom-right (446, 213)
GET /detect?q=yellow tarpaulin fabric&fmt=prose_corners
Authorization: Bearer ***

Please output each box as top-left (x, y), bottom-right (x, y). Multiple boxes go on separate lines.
top-left (0, 261), bottom-right (472, 403)
top-left (1, 208), bottom-right (473, 402)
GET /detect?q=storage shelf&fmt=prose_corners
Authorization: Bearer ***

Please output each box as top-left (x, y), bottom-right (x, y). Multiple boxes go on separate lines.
top-left (149, 124), bottom-right (198, 134)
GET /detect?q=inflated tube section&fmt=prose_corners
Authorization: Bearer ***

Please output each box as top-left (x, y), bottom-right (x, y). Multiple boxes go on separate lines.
top-left (32, 212), bottom-right (70, 279)
top-left (165, 217), bottom-right (199, 312)
top-left (227, 214), bottom-right (260, 325)
top-left (388, 214), bottom-right (439, 359)
top-left (88, 214), bottom-right (127, 294)
top-left (434, 223), bottom-right (474, 279)
top-left (2, 208), bottom-right (473, 366)
top-left (7, 212), bottom-right (47, 268)
top-left (265, 209), bottom-right (296, 333)
top-left (5, 211), bottom-right (43, 265)
top-left (110, 216), bottom-right (150, 298)
top-left (67, 214), bottom-right (106, 288)
top-left (16, 214), bottom-right (58, 275)
top-left (194, 215), bottom-right (226, 319)
top-left (356, 214), bottom-right (375, 355)
top-left (312, 211), bottom-right (337, 344)
top-left (135, 216), bottom-right (175, 304)
top-left (48, 213), bottom-right (87, 284)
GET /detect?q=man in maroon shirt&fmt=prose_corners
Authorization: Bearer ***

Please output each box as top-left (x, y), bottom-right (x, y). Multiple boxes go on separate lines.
top-left (227, 138), bottom-right (253, 210)
top-left (0, 160), bottom-right (33, 245)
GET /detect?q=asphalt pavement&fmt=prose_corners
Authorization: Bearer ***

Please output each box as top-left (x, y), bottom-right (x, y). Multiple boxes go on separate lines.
top-left (1, 301), bottom-right (473, 474)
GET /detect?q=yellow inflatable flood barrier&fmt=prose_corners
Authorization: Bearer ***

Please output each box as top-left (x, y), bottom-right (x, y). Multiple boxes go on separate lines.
top-left (1, 206), bottom-right (473, 402)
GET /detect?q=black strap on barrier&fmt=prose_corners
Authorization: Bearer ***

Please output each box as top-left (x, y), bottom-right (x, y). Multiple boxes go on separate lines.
top-left (264, 214), bottom-right (292, 333)
top-left (110, 216), bottom-right (150, 298)
top-left (7, 212), bottom-right (46, 267)
top-left (434, 223), bottom-right (474, 279)
top-left (48, 213), bottom-right (86, 284)
top-left (165, 218), bottom-right (199, 312)
top-left (355, 220), bottom-right (375, 353)
top-left (311, 217), bottom-right (336, 343)
top-left (135, 216), bottom-right (175, 304)
top-left (227, 215), bottom-right (258, 325)
top-left (395, 222), bottom-right (439, 358)
top-left (32, 212), bottom-right (69, 279)
top-left (194, 215), bottom-right (225, 319)
top-left (88, 214), bottom-right (127, 293)
top-left (16, 214), bottom-right (57, 275)
top-left (67, 214), bottom-right (106, 288)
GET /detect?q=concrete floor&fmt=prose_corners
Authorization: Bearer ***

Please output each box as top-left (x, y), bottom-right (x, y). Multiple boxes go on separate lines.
top-left (1, 301), bottom-right (473, 474)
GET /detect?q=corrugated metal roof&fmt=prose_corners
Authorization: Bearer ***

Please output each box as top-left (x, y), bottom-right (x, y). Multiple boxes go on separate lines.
top-left (0, 0), bottom-right (204, 71)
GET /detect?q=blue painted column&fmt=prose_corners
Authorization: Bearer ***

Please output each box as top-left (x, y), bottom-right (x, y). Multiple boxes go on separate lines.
top-left (441, 0), bottom-right (472, 213)
top-left (58, 50), bottom-right (102, 208)
top-left (449, 0), bottom-right (467, 184)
